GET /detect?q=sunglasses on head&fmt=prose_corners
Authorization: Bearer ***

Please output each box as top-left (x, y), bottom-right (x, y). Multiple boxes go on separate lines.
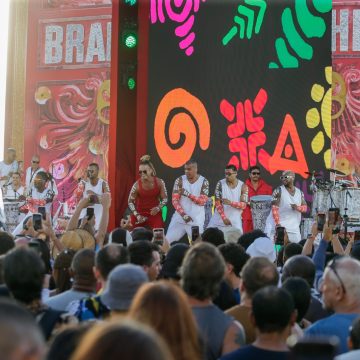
top-left (328, 258), bottom-right (346, 294)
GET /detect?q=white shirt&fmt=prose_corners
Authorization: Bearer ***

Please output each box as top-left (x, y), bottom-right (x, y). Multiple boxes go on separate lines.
top-left (0, 161), bottom-right (18, 186)
top-left (3, 185), bottom-right (24, 200)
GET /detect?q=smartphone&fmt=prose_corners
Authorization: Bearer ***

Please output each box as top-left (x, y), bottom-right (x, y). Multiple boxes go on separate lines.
top-left (328, 208), bottom-right (340, 226)
top-left (33, 213), bottom-right (42, 231)
top-left (88, 194), bottom-right (99, 204)
top-left (86, 207), bottom-right (95, 220)
top-left (153, 228), bottom-right (164, 246)
top-left (38, 206), bottom-right (46, 220)
top-left (191, 226), bottom-right (200, 242)
top-left (354, 230), bottom-right (360, 244)
top-left (275, 226), bottom-right (285, 246)
top-left (317, 213), bottom-right (326, 232)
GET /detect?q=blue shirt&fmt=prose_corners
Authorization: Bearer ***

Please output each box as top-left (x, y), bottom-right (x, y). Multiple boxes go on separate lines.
top-left (220, 345), bottom-right (289, 360)
top-left (305, 313), bottom-right (359, 354)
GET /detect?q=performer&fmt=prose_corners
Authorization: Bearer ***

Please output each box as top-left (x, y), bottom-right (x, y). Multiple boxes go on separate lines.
top-left (3, 172), bottom-right (25, 201)
top-left (166, 159), bottom-right (209, 243)
top-left (25, 155), bottom-right (45, 192)
top-left (208, 165), bottom-right (248, 233)
top-left (128, 155), bottom-right (167, 229)
top-left (267, 170), bottom-right (307, 243)
top-left (0, 148), bottom-right (18, 188)
top-left (242, 165), bottom-right (272, 233)
top-left (74, 163), bottom-right (110, 229)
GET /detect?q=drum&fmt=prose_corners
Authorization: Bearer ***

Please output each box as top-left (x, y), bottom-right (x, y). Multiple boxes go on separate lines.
top-left (301, 218), bottom-right (315, 240)
top-left (3, 202), bottom-right (20, 233)
top-left (250, 195), bottom-right (272, 232)
top-left (340, 188), bottom-right (360, 221)
top-left (311, 188), bottom-right (342, 216)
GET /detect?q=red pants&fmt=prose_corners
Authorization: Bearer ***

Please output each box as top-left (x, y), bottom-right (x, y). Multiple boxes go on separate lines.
top-left (130, 213), bottom-right (164, 230)
top-left (242, 219), bottom-right (253, 234)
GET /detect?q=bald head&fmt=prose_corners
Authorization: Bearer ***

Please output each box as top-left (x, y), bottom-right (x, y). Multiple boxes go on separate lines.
top-left (282, 255), bottom-right (315, 288)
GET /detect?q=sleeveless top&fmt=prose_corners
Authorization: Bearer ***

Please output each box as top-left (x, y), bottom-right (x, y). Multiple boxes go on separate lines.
top-left (83, 179), bottom-right (106, 197)
top-left (209, 178), bottom-right (243, 230)
top-left (192, 304), bottom-right (233, 360)
top-left (136, 178), bottom-right (161, 216)
top-left (174, 175), bottom-right (206, 225)
top-left (279, 185), bottom-right (302, 232)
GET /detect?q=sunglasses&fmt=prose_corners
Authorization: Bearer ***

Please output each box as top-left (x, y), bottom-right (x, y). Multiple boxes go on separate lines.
top-left (328, 258), bottom-right (346, 294)
top-left (251, 172), bottom-right (260, 175)
top-left (32, 160), bottom-right (39, 164)
top-left (225, 172), bottom-right (236, 176)
top-left (139, 170), bottom-right (148, 175)
top-left (280, 175), bottom-right (292, 180)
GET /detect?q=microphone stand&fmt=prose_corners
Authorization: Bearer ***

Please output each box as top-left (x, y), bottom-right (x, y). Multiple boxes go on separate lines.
top-left (343, 189), bottom-right (352, 241)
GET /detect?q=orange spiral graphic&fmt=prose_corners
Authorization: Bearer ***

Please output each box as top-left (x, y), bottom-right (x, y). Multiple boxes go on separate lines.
top-left (154, 88), bottom-right (211, 168)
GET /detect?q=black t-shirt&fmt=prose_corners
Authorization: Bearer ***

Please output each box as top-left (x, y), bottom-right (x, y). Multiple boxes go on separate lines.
top-left (220, 345), bottom-right (289, 360)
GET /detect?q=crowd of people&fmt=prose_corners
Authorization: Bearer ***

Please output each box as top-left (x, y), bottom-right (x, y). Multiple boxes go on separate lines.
top-left (1, 151), bottom-right (360, 359)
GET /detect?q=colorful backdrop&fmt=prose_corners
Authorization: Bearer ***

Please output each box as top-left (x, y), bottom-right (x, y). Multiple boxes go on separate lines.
top-left (147, 0), bottom-right (332, 214)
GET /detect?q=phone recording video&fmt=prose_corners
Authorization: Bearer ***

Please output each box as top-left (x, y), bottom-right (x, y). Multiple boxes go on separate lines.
top-left (191, 226), bottom-right (200, 243)
top-left (275, 226), bottom-right (285, 246)
top-left (38, 206), bottom-right (46, 220)
top-left (317, 213), bottom-right (326, 232)
top-left (33, 213), bottom-right (42, 231)
top-left (86, 207), bottom-right (95, 220)
top-left (153, 228), bottom-right (164, 246)
top-left (328, 208), bottom-right (340, 226)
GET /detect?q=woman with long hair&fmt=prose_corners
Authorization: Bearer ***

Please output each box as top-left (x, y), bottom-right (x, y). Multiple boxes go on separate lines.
top-left (128, 281), bottom-right (202, 360)
top-left (128, 155), bottom-right (167, 229)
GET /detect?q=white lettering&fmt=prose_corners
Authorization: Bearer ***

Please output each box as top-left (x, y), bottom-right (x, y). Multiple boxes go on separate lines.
top-left (45, 25), bottom-right (63, 64)
top-left (65, 24), bottom-right (85, 63)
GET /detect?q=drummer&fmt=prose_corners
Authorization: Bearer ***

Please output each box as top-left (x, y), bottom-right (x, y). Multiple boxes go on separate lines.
top-left (3, 172), bottom-right (25, 201)
top-left (207, 164), bottom-right (248, 233)
top-left (242, 166), bottom-right (272, 233)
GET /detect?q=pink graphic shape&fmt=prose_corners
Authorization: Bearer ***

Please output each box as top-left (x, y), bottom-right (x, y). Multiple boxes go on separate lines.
top-left (220, 88), bottom-right (271, 171)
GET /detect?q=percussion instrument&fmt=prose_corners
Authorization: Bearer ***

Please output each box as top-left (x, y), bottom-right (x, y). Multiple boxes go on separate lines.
top-left (300, 218), bottom-right (315, 239)
top-left (340, 188), bottom-right (360, 221)
top-left (3, 202), bottom-right (20, 233)
top-left (311, 188), bottom-right (342, 217)
top-left (250, 195), bottom-right (272, 232)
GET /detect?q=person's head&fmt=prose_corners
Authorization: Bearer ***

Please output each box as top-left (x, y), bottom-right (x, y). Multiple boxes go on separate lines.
top-left (129, 281), bottom-right (201, 360)
top-left (222, 227), bottom-right (242, 244)
top-left (31, 155), bottom-right (40, 170)
top-left (349, 317), bottom-right (360, 350)
top-left (241, 257), bottom-right (279, 298)
top-left (46, 323), bottom-right (93, 360)
top-left (5, 148), bottom-right (16, 163)
top-left (246, 237), bottom-right (276, 263)
top-left (71, 249), bottom-right (96, 287)
top-left (249, 165), bottom-right (261, 181)
top-left (128, 240), bottom-right (161, 281)
top-left (109, 228), bottom-right (132, 247)
top-left (86, 163), bottom-right (99, 180)
top-left (139, 155), bottom-right (156, 180)
top-left (33, 171), bottom-right (50, 192)
top-left (29, 238), bottom-right (51, 274)
top-left (225, 164), bottom-right (238, 182)
top-left (101, 264), bottom-right (148, 312)
top-left (350, 243), bottom-right (360, 261)
top-left (184, 159), bottom-right (198, 180)
top-left (282, 277), bottom-right (311, 323)
top-left (281, 255), bottom-right (315, 288)
top-left (0, 299), bottom-right (45, 360)
top-left (281, 170), bottom-right (295, 187)
top-left (238, 229), bottom-right (266, 250)
top-left (180, 242), bottom-right (225, 300)
top-left (283, 242), bottom-right (303, 263)
top-left (321, 257), bottom-right (360, 312)
top-left (219, 243), bottom-right (249, 280)
top-left (4, 247), bottom-right (45, 304)
top-left (11, 172), bottom-right (21, 187)
top-left (59, 229), bottom-right (96, 254)
top-left (71, 321), bottom-right (173, 360)
top-left (53, 249), bottom-right (76, 294)
top-left (131, 227), bottom-right (154, 242)
top-left (94, 244), bottom-right (129, 283)
top-left (0, 231), bottom-right (15, 255)
top-left (201, 227), bottom-right (225, 247)
top-left (251, 286), bottom-right (296, 335)
top-left (159, 243), bottom-right (189, 280)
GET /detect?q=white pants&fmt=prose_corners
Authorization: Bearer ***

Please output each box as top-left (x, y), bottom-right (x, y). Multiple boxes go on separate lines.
top-left (166, 219), bottom-right (204, 244)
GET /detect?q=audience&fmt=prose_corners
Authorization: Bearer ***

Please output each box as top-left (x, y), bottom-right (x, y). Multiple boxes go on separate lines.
top-left (336, 317), bottom-right (360, 360)
top-left (226, 257), bottom-right (279, 344)
top-left (52, 249), bottom-right (76, 295)
top-left (201, 227), bottom-right (226, 247)
top-left (180, 242), bottom-right (245, 360)
top-left (158, 243), bottom-right (189, 280)
top-left (221, 286), bottom-right (296, 360)
top-left (128, 281), bottom-right (202, 360)
top-left (0, 231), bottom-right (15, 255)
